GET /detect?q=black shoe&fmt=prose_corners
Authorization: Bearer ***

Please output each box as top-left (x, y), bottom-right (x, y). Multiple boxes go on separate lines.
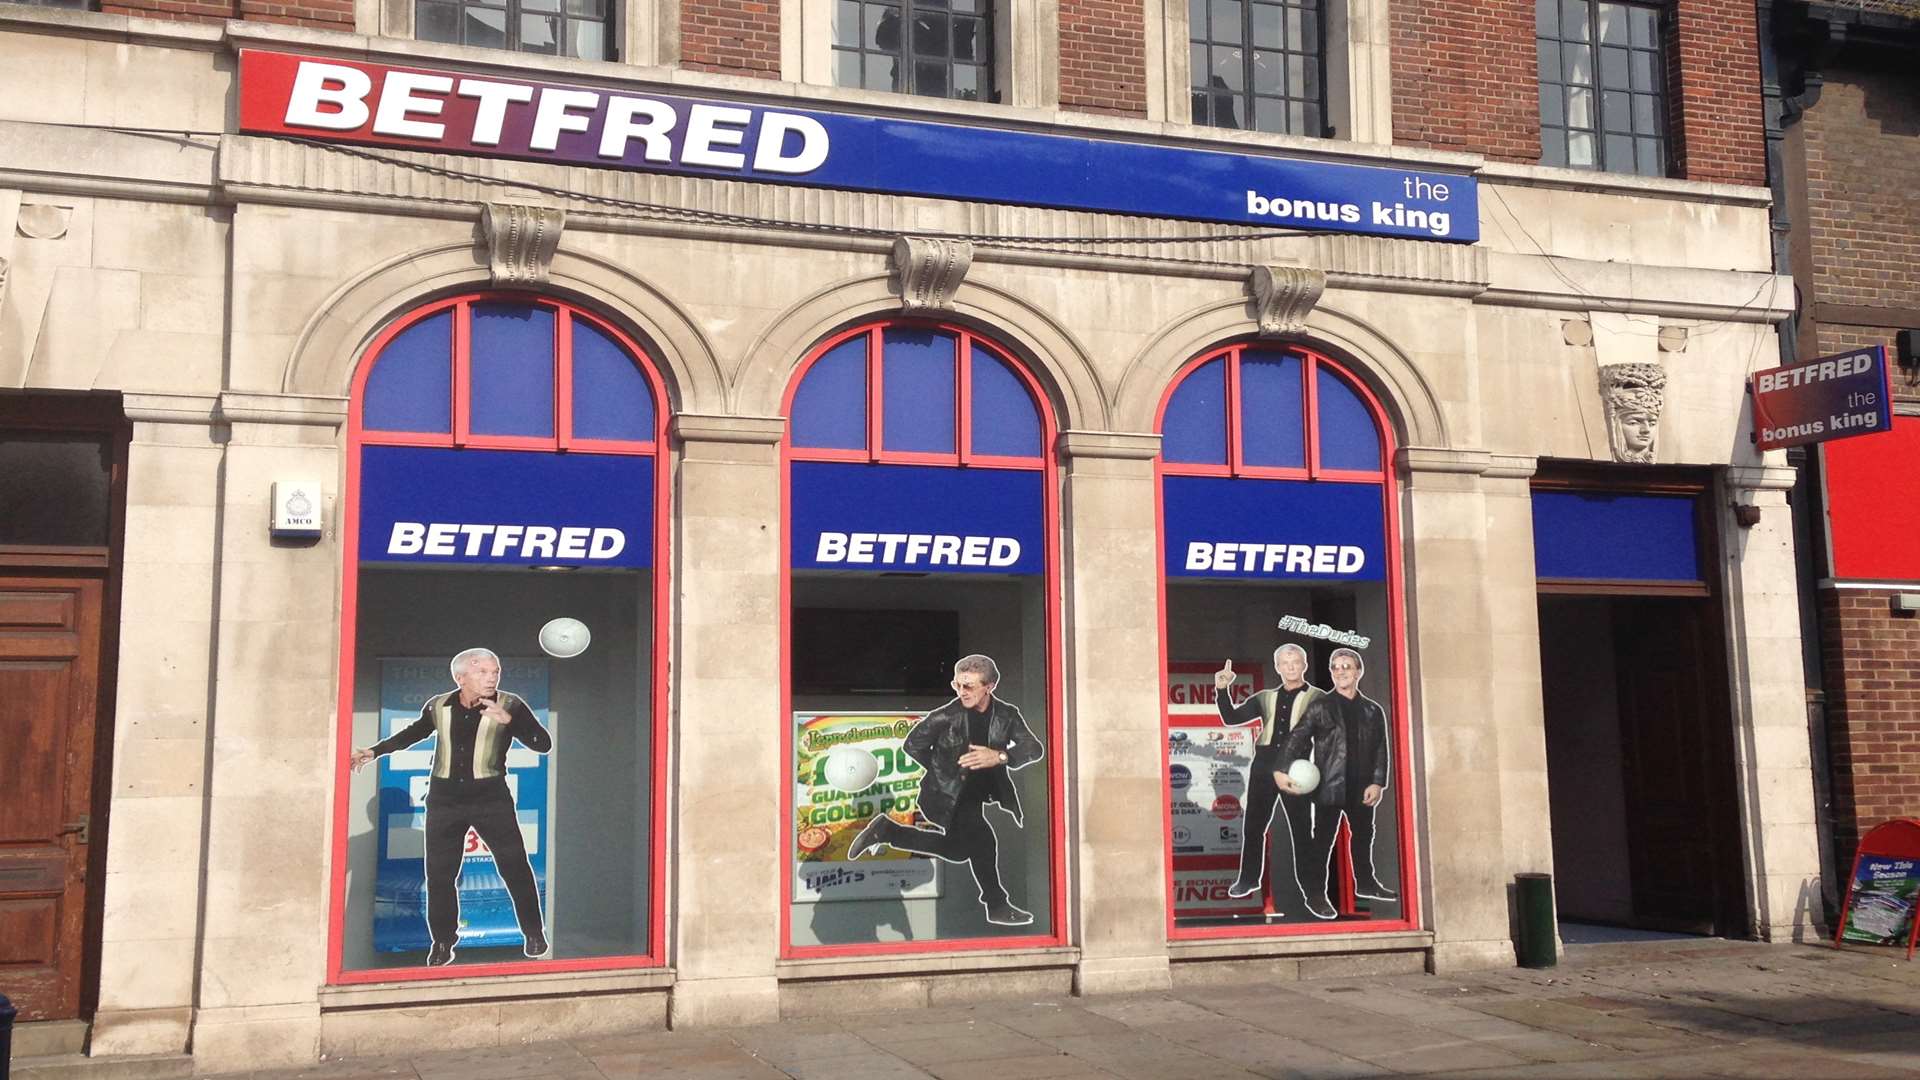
top-left (1356, 881), bottom-right (1399, 902)
top-left (1226, 877), bottom-right (1262, 899)
top-left (524, 932), bottom-right (549, 958)
top-left (848, 816), bottom-right (891, 859)
top-left (426, 941), bottom-right (456, 966)
top-left (984, 900), bottom-right (1033, 926)
top-left (1303, 896), bottom-right (1337, 920)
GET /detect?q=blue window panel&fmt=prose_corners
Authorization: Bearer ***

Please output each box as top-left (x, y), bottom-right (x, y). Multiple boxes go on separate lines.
top-left (1316, 366), bottom-right (1382, 471)
top-left (792, 336), bottom-right (869, 450)
top-left (970, 345), bottom-right (1042, 458)
top-left (572, 319), bottom-right (655, 442)
top-left (882, 328), bottom-right (958, 455)
top-left (1162, 358), bottom-right (1228, 465)
top-left (1533, 490), bottom-right (1701, 582)
top-left (470, 303), bottom-right (556, 438)
top-left (364, 311), bottom-right (452, 433)
top-left (1238, 351), bottom-right (1305, 469)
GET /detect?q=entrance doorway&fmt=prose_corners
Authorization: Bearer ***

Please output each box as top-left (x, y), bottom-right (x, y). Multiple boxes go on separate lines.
top-left (0, 395), bottom-right (126, 1021)
top-left (1538, 593), bottom-right (1748, 937)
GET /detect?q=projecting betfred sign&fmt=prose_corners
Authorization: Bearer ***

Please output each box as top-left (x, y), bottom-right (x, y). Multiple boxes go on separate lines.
top-left (235, 50), bottom-right (1480, 242)
top-left (1750, 346), bottom-right (1893, 451)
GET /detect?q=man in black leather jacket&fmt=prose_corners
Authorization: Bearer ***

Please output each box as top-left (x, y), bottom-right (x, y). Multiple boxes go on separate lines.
top-left (1275, 647), bottom-right (1397, 918)
top-left (848, 654), bottom-right (1044, 926)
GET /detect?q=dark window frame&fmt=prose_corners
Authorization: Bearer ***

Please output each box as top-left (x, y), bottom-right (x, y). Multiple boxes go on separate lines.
top-left (1537, 0), bottom-right (1668, 176)
top-left (415, 0), bottom-right (614, 62)
top-left (1189, 0), bottom-right (1328, 137)
top-left (831, 0), bottom-right (997, 103)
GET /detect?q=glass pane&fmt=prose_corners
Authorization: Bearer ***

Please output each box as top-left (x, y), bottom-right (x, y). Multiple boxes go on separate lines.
top-left (835, 49), bottom-right (863, 88)
top-left (1213, 46), bottom-right (1245, 92)
top-left (1567, 86), bottom-right (1593, 128)
top-left (1597, 2), bottom-right (1627, 44)
top-left (866, 52), bottom-right (898, 91)
top-left (565, 0), bottom-right (603, 16)
top-left (1565, 43), bottom-right (1592, 85)
top-left (1252, 97), bottom-right (1287, 133)
top-left (970, 345), bottom-right (1043, 458)
top-left (1603, 90), bottom-right (1630, 131)
top-left (1162, 357), bottom-right (1229, 465)
top-left (1542, 125), bottom-right (1568, 167)
top-left (1292, 55), bottom-right (1317, 99)
top-left (1285, 5), bottom-right (1304, 49)
top-left (522, 0), bottom-right (559, 13)
top-left (953, 64), bottom-right (981, 101)
top-left (1630, 5), bottom-right (1656, 47)
top-left (416, 1), bottom-right (459, 42)
top-left (914, 59), bottom-right (950, 97)
top-left (1630, 49), bottom-right (1653, 92)
top-left (0, 433), bottom-right (111, 546)
top-left (1302, 102), bottom-right (1322, 136)
top-left (1316, 366), bottom-right (1381, 472)
top-left (792, 336), bottom-right (869, 451)
top-left (571, 319), bottom-right (655, 443)
top-left (866, 3), bottom-right (895, 49)
top-left (1632, 92), bottom-right (1658, 134)
top-left (1299, 6), bottom-right (1317, 46)
top-left (881, 327), bottom-right (958, 454)
top-left (470, 303), bottom-right (556, 438)
top-left (1569, 130), bottom-right (1595, 167)
top-left (1289, 99), bottom-right (1308, 134)
top-left (1253, 51), bottom-right (1283, 93)
top-left (954, 15), bottom-right (980, 60)
top-left (1637, 137), bottom-right (1664, 176)
top-left (1605, 133), bottom-right (1633, 170)
top-left (1600, 46), bottom-right (1629, 89)
top-left (344, 565), bottom-right (655, 970)
top-left (834, 0), bottom-right (860, 45)
top-left (1211, 0), bottom-right (1243, 43)
top-left (465, 7), bottom-right (507, 49)
top-left (1189, 0), bottom-right (1206, 39)
top-left (1536, 0), bottom-right (1557, 37)
top-left (1251, 2), bottom-right (1282, 48)
top-left (1561, 0), bottom-right (1589, 39)
top-left (567, 20), bottom-right (606, 60)
top-left (914, 10), bottom-right (948, 56)
top-left (1538, 42), bottom-right (1559, 89)
top-left (1540, 82), bottom-right (1563, 126)
top-left (520, 13), bottom-right (560, 52)
top-left (365, 310), bottom-right (453, 434)
top-left (1238, 351), bottom-right (1305, 469)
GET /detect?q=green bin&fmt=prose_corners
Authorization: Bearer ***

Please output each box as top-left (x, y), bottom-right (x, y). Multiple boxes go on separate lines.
top-left (1515, 872), bottom-right (1557, 969)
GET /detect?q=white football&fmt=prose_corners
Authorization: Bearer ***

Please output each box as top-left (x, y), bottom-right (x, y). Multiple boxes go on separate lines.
top-left (1287, 758), bottom-right (1321, 795)
top-left (537, 617), bottom-right (592, 658)
top-left (822, 747), bottom-right (881, 793)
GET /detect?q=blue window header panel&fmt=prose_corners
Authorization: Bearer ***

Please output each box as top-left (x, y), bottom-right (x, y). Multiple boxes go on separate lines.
top-left (1532, 490), bottom-right (1700, 582)
top-left (881, 328), bottom-right (957, 455)
top-left (1162, 358), bottom-right (1228, 465)
top-left (1163, 475), bottom-right (1386, 581)
top-left (1316, 366), bottom-right (1382, 472)
top-left (364, 311), bottom-right (452, 434)
top-left (1239, 352), bottom-right (1305, 469)
top-left (792, 336), bottom-right (869, 451)
top-left (571, 320), bottom-right (655, 442)
top-left (791, 461), bottom-right (1044, 575)
top-left (970, 348), bottom-right (1043, 458)
top-left (469, 304), bottom-right (556, 438)
top-left (359, 445), bottom-right (653, 568)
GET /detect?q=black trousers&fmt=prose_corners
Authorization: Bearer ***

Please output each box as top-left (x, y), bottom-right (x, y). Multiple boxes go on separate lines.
top-left (883, 787), bottom-right (1009, 906)
top-left (1236, 746), bottom-right (1314, 890)
top-left (1304, 795), bottom-right (1384, 900)
top-left (424, 777), bottom-right (544, 947)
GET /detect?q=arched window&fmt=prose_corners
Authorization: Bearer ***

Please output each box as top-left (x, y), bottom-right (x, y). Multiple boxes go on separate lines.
top-left (1156, 342), bottom-right (1415, 938)
top-left (331, 294), bottom-right (669, 982)
top-left (779, 319), bottom-right (1064, 956)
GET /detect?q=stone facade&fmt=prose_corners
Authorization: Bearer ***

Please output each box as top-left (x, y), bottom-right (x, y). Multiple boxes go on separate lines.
top-left (0, 0), bottom-right (1822, 1071)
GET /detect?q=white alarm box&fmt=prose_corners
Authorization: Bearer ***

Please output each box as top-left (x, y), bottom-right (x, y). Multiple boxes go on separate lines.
top-left (270, 480), bottom-right (324, 539)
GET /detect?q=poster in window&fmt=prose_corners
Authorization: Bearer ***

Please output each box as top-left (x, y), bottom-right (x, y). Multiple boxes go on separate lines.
top-left (793, 712), bottom-right (940, 903)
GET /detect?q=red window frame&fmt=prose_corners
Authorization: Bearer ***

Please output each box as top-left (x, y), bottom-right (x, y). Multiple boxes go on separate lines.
top-left (1153, 341), bottom-right (1421, 941)
top-left (776, 318), bottom-right (1068, 958)
top-left (327, 292), bottom-right (672, 984)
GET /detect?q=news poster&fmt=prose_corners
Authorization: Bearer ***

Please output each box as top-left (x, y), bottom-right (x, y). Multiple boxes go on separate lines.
top-left (1840, 855), bottom-right (1919, 947)
top-left (1167, 662), bottom-right (1262, 918)
top-left (793, 713), bottom-right (940, 903)
top-left (373, 657), bottom-right (551, 952)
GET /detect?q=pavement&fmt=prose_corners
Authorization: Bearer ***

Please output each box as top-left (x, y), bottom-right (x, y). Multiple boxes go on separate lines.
top-left (224, 937), bottom-right (1920, 1080)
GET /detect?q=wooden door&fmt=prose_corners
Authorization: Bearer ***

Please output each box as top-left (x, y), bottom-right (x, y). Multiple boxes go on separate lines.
top-left (1612, 596), bottom-right (1743, 935)
top-left (0, 575), bottom-right (104, 1021)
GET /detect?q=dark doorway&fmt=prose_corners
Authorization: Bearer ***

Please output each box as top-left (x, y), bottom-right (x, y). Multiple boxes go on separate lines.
top-left (1539, 594), bottom-right (1748, 937)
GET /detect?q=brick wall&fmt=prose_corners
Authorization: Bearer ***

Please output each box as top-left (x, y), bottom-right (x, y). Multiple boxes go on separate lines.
top-left (1803, 70), bottom-right (1920, 332)
top-left (1389, 0), bottom-right (1763, 182)
top-left (680, 0), bottom-right (780, 78)
top-left (1666, 0), bottom-right (1764, 185)
top-left (1818, 588), bottom-right (1920, 855)
top-left (98, 0), bottom-right (351, 27)
top-left (1390, 0), bottom-right (1538, 161)
top-left (1059, 0), bottom-right (1146, 116)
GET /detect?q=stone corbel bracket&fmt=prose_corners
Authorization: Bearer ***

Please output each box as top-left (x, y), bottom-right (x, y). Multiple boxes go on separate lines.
top-left (1249, 265), bottom-right (1327, 337)
top-left (892, 236), bottom-right (973, 312)
top-left (481, 202), bottom-right (567, 287)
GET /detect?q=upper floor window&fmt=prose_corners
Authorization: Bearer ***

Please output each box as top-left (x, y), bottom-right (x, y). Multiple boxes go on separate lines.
top-left (417, 0), bottom-right (612, 61)
top-left (1190, 0), bottom-right (1326, 135)
top-left (1537, 0), bottom-right (1666, 176)
top-left (11, 0), bottom-right (96, 8)
top-left (833, 0), bottom-right (995, 102)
